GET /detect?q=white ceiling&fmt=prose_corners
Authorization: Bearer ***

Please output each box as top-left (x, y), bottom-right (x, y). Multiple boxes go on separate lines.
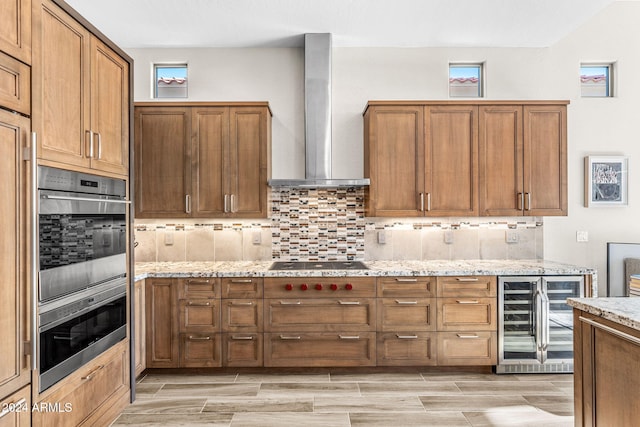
top-left (65, 0), bottom-right (617, 49)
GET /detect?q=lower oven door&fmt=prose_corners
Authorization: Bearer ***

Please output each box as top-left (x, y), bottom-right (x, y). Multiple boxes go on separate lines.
top-left (39, 285), bottom-right (127, 392)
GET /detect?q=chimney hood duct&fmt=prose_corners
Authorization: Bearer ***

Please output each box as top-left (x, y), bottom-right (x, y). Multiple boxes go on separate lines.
top-left (268, 33), bottom-right (370, 188)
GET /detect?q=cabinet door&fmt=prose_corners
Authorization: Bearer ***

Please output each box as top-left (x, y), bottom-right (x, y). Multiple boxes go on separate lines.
top-left (0, 109), bottom-right (30, 401)
top-left (32, 0), bottom-right (91, 168)
top-left (223, 333), bottom-right (263, 367)
top-left (222, 299), bottom-right (263, 332)
top-left (145, 279), bottom-right (179, 368)
top-left (424, 105), bottom-right (478, 216)
top-left (228, 107), bottom-right (269, 218)
top-left (523, 105), bottom-right (567, 216)
top-left (191, 107), bottom-right (227, 217)
top-left (89, 36), bottom-right (128, 175)
top-left (133, 280), bottom-right (145, 378)
top-left (479, 105), bottom-right (524, 216)
top-left (364, 106), bottom-right (424, 217)
top-left (0, 0), bottom-right (31, 64)
top-left (180, 333), bottom-right (221, 368)
top-left (437, 331), bottom-right (497, 366)
top-left (0, 385), bottom-right (30, 427)
top-left (377, 332), bottom-right (437, 366)
top-left (0, 51), bottom-right (30, 116)
top-left (134, 107), bottom-right (191, 218)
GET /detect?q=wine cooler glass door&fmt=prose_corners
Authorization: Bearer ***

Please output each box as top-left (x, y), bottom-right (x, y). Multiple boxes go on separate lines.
top-left (543, 276), bottom-right (583, 362)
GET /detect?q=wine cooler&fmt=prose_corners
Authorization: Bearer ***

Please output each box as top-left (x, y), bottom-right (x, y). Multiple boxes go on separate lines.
top-left (497, 276), bottom-right (583, 373)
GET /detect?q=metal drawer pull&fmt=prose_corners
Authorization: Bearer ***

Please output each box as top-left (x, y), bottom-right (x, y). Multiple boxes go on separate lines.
top-left (456, 278), bottom-right (479, 282)
top-left (280, 301), bottom-right (301, 305)
top-left (188, 336), bottom-right (211, 341)
top-left (230, 301), bottom-right (253, 306)
top-left (231, 279), bottom-right (253, 283)
top-left (0, 398), bottom-right (27, 418)
top-left (339, 335), bottom-right (360, 340)
top-left (188, 301), bottom-right (211, 306)
top-left (231, 335), bottom-right (254, 340)
top-left (579, 316), bottom-right (640, 346)
top-left (280, 335), bottom-right (301, 340)
top-left (396, 334), bottom-right (418, 339)
top-left (395, 278), bottom-right (418, 283)
top-left (187, 279), bottom-right (211, 284)
top-left (456, 334), bottom-right (480, 339)
top-left (81, 364), bottom-right (104, 381)
top-left (338, 301), bottom-right (361, 305)
top-left (395, 300), bottom-right (418, 305)
top-left (456, 300), bottom-right (479, 304)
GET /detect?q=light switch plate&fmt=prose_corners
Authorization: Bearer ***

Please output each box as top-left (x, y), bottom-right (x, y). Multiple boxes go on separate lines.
top-left (164, 232), bottom-right (174, 245)
top-left (444, 230), bottom-right (454, 244)
top-left (577, 231), bottom-right (589, 242)
top-left (506, 230), bottom-right (519, 244)
top-left (377, 231), bottom-right (386, 244)
top-left (252, 231), bottom-right (262, 245)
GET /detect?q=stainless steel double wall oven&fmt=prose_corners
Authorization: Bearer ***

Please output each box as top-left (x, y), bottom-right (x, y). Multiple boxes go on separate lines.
top-left (36, 166), bottom-right (128, 391)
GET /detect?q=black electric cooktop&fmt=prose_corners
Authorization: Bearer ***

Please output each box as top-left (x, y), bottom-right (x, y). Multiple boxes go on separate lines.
top-left (269, 261), bottom-right (368, 271)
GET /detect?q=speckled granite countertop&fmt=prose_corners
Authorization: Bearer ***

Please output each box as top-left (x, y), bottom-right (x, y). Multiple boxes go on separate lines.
top-left (135, 259), bottom-right (596, 282)
top-left (568, 297), bottom-right (640, 332)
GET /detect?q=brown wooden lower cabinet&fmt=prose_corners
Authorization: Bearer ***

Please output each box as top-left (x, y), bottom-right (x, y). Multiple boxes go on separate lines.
top-left (0, 385), bottom-right (30, 427)
top-left (264, 332), bottom-right (376, 367)
top-left (377, 332), bottom-right (437, 366)
top-left (574, 310), bottom-right (640, 427)
top-left (437, 331), bottom-right (497, 366)
top-left (223, 333), bottom-right (263, 367)
top-left (437, 297), bottom-right (497, 331)
top-left (222, 299), bottom-right (263, 331)
top-left (265, 298), bottom-right (376, 332)
top-left (180, 333), bottom-right (222, 367)
top-left (32, 340), bottom-right (129, 427)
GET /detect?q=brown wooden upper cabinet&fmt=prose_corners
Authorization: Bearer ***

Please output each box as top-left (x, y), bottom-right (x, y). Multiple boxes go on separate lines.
top-left (134, 103), bottom-right (271, 218)
top-left (364, 101), bottom-right (568, 217)
top-left (479, 104), bottom-right (568, 216)
top-left (364, 103), bottom-right (478, 217)
top-left (0, 0), bottom-right (31, 65)
top-left (32, 0), bottom-right (129, 176)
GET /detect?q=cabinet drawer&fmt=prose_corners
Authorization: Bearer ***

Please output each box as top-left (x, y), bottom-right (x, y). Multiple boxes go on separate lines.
top-left (377, 298), bottom-right (436, 331)
top-left (179, 278), bottom-right (219, 298)
top-left (377, 332), bottom-right (437, 366)
top-left (265, 298), bottom-right (376, 332)
top-left (222, 299), bottom-right (263, 332)
top-left (437, 331), bottom-right (497, 365)
top-left (437, 276), bottom-right (497, 297)
top-left (0, 51), bottom-right (30, 116)
top-left (264, 277), bottom-right (376, 298)
top-left (222, 277), bottom-right (263, 298)
top-left (179, 299), bottom-right (220, 331)
top-left (222, 333), bottom-right (263, 367)
top-left (264, 332), bottom-right (376, 367)
top-left (0, 385), bottom-right (30, 427)
top-left (377, 276), bottom-right (436, 298)
top-left (437, 297), bottom-right (497, 331)
top-left (33, 342), bottom-right (128, 426)
top-left (180, 333), bottom-right (222, 367)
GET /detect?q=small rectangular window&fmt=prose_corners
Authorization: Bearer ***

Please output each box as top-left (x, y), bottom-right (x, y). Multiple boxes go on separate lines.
top-left (580, 64), bottom-right (612, 97)
top-left (449, 63), bottom-right (483, 98)
top-left (154, 64), bottom-right (188, 98)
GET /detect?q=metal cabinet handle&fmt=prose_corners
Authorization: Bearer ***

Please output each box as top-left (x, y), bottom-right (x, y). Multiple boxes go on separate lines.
top-left (188, 335), bottom-right (211, 341)
top-left (395, 278), bottom-right (418, 283)
top-left (185, 194), bottom-right (191, 214)
top-left (188, 301), bottom-right (211, 306)
top-left (395, 300), bottom-right (418, 305)
top-left (396, 334), bottom-right (418, 339)
top-left (280, 335), bottom-right (301, 340)
top-left (338, 301), bottom-right (361, 305)
top-left (231, 335), bottom-right (254, 341)
top-left (525, 192), bottom-right (531, 211)
top-left (224, 194), bottom-right (229, 213)
top-left (517, 192), bottom-right (524, 210)
top-left (280, 301), bottom-right (301, 305)
top-left (579, 316), bottom-right (640, 346)
top-left (230, 194), bottom-right (236, 213)
top-left (86, 130), bottom-right (94, 158)
top-left (456, 334), bottom-right (479, 339)
top-left (420, 193), bottom-right (425, 211)
top-left (0, 398), bottom-right (27, 419)
top-left (426, 193), bottom-right (431, 211)
top-left (339, 335), bottom-right (360, 340)
top-left (187, 279), bottom-right (211, 284)
top-left (30, 132), bottom-right (38, 370)
top-left (456, 278), bottom-right (479, 282)
top-left (81, 364), bottom-right (104, 381)
top-left (231, 279), bottom-right (253, 283)
top-left (456, 300), bottom-right (479, 304)
top-left (229, 301), bottom-right (253, 306)
top-left (95, 132), bottom-right (102, 160)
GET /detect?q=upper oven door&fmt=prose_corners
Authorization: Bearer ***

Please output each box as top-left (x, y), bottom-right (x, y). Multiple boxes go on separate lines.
top-left (38, 190), bottom-right (127, 302)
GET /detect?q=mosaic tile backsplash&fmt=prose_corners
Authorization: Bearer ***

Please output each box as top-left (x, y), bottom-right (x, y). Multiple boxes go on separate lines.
top-left (134, 187), bottom-right (543, 262)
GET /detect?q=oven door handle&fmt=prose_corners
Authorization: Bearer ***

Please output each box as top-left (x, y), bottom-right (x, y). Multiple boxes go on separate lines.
top-left (41, 194), bottom-right (131, 204)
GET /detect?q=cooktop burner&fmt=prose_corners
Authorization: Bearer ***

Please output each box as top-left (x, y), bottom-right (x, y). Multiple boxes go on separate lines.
top-left (269, 261), bottom-right (368, 271)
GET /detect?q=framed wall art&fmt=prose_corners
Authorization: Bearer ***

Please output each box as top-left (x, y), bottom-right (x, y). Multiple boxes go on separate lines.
top-left (584, 155), bottom-right (628, 207)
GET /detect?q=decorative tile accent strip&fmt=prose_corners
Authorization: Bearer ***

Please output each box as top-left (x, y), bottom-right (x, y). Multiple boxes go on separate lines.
top-left (270, 187), bottom-right (366, 261)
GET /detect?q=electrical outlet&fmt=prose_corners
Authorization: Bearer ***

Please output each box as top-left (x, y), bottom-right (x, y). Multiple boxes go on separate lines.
top-left (252, 231), bottom-right (262, 245)
top-left (164, 232), bottom-right (174, 245)
top-left (444, 230), bottom-right (454, 244)
top-left (577, 231), bottom-right (589, 242)
top-left (506, 230), bottom-right (519, 244)
top-left (377, 231), bottom-right (386, 244)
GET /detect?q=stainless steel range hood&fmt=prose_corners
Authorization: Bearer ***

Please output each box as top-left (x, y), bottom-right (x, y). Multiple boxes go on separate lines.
top-left (268, 33), bottom-right (370, 188)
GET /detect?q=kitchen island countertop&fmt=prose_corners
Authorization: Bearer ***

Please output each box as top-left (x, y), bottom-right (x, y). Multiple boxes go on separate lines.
top-left (567, 297), bottom-right (640, 331)
top-left (135, 259), bottom-right (596, 293)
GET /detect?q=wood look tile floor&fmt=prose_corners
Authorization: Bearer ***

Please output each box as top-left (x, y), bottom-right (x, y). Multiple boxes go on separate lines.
top-left (111, 371), bottom-right (574, 426)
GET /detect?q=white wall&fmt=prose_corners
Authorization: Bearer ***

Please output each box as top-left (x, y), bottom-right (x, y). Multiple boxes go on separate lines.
top-left (128, 2), bottom-right (640, 294)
